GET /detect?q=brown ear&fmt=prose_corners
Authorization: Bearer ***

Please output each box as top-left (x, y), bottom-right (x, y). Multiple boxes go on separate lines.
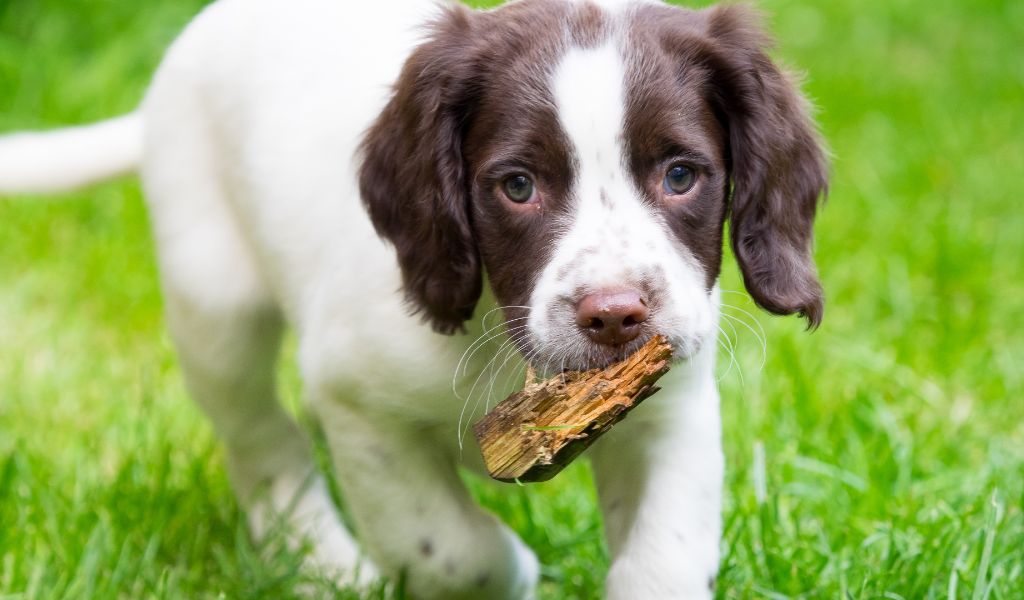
top-left (358, 6), bottom-right (482, 334)
top-left (705, 5), bottom-right (829, 328)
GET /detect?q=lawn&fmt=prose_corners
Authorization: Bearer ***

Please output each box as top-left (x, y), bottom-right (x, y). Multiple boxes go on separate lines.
top-left (1, 0), bottom-right (1022, 598)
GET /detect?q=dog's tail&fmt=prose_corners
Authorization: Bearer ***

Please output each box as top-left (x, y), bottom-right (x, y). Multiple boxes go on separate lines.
top-left (0, 113), bottom-right (142, 195)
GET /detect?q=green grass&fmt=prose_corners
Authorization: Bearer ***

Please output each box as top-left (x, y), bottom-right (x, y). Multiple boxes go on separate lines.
top-left (1, 0), bottom-right (1022, 598)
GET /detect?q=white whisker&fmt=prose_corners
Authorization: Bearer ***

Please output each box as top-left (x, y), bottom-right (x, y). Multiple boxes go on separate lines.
top-left (716, 324), bottom-right (740, 384)
top-left (452, 315), bottom-right (531, 398)
top-left (485, 339), bottom-right (527, 412)
top-left (721, 309), bottom-right (767, 372)
top-left (456, 324), bottom-right (530, 450)
top-left (458, 314), bottom-right (530, 377)
top-left (458, 327), bottom-right (532, 446)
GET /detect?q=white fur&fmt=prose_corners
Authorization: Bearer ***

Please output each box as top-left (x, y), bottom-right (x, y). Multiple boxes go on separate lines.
top-left (0, 1), bottom-right (722, 598)
top-left (0, 114), bottom-right (141, 194)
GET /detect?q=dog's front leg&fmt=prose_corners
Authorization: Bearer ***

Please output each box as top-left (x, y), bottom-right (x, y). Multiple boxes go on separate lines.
top-left (590, 355), bottom-right (724, 599)
top-left (312, 398), bottom-right (539, 600)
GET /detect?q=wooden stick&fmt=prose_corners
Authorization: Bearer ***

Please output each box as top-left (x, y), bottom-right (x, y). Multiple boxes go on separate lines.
top-left (473, 335), bottom-right (673, 483)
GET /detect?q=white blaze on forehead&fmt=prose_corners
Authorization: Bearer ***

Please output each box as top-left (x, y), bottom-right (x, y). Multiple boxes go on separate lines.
top-left (548, 40), bottom-right (660, 292)
top-left (570, 0), bottom-right (648, 13)
top-left (552, 43), bottom-right (626, 183)
top-left (526, 38), bottom-right (715, 366)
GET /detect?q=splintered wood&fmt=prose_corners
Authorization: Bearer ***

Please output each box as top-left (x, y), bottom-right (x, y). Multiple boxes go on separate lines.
top-left (473, 335), bottom-right (673, 483)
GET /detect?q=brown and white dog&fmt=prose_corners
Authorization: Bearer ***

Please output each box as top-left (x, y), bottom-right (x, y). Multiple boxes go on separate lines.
top-left (0, 0), bottom-right (827, 597)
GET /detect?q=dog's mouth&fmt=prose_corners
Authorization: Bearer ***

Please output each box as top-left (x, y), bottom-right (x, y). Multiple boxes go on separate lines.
top-left (515, 330), bottom-right (685, 376)
top-left (572, 336), bottom-right (652, 370)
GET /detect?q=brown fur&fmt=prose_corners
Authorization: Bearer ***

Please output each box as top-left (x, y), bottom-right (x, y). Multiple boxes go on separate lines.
top-left (358, 1), bottom-right (828, 334)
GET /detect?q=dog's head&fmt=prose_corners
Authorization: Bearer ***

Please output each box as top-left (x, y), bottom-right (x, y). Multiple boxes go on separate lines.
top-left (359, 0), bottom-right (827, 371)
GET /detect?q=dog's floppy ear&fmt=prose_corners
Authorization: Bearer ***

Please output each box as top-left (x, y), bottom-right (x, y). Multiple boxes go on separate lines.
top-left (704, 5), bottom-right (829, 328)
top-left (358, 6), bottom-right (482, 334)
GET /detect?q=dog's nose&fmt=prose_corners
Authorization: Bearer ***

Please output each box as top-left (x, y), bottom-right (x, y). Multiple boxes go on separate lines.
top-left (575, 289), bottom-right (649, 347)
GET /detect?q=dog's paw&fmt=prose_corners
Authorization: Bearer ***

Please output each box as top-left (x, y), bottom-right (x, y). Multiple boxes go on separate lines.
top-left (504, 526), bottom-right (541, 600)
top-left (248, 473), bottom-right (377, 589)
top-left (605, 555), bottom-right (715, 600)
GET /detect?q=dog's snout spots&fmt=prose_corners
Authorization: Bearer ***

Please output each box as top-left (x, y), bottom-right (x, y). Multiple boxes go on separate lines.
top-left (575, 288), bottom-right (649, 346)
top-left (640, 265), bottom-right (667, 295)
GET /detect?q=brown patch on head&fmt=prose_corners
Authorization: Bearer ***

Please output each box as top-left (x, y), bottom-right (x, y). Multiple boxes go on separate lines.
top-left (622, 8), bottom-right (729, 291)
top-left (571, 1), bottom-right (609, 47)
top-left (621, 3), bottom-right (828, 325)
top-left (703, 5), bottom-right (829, 327)
top-left (358, 4), bottom-right (485, 334)
top-left (460, 2), bottom-right (575, 329)
top-left (360, 0), bottom-right (625, 333)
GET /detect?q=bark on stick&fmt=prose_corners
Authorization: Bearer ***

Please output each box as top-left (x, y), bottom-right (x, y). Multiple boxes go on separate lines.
top-left (473, 335), bottom-right (673, 483)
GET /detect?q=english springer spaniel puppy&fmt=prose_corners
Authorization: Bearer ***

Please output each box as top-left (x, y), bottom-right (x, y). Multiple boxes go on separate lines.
top-left (0, 0), bottom-right (827, 597)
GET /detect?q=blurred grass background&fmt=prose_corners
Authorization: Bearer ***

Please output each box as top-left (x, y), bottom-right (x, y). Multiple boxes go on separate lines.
top-left (1, 0), bottom-right (1022, 598)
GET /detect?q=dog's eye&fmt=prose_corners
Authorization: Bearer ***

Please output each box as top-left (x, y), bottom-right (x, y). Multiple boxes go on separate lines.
top-left (663, 165), bottom-right (696, 195)
top-left (502, 174), bottom-right (536, 203)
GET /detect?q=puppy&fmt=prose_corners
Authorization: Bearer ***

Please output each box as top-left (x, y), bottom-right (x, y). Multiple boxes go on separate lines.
top-left (0, 0), bottom-right (827, 597)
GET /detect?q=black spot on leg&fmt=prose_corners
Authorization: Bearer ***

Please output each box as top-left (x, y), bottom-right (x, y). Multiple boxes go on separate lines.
top-left (708, 575), bottom-right (716, 592)
top-left (419, 539), bottom-right (433, 557)
top-left (600, 188), bottom-right (612, 209)
top-left (369, 445), bottom-right (394, 467)
top-left (476, 572), bottom-right (491, 588)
